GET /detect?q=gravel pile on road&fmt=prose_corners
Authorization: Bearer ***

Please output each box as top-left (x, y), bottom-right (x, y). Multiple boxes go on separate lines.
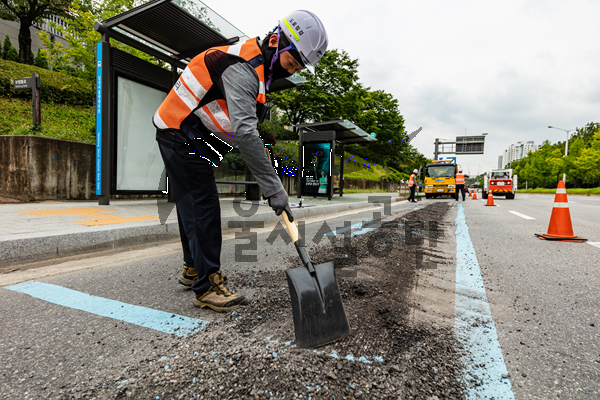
top-left (67, 202), bottom-right (467, 399)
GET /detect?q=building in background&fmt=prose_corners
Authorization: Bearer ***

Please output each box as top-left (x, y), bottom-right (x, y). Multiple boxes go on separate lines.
top-left (0, 15), bottom-right (67, 57)
top-left (501, 141), bottom-right (540, 167)
top-left (498, 155), bottom-right (503, 169)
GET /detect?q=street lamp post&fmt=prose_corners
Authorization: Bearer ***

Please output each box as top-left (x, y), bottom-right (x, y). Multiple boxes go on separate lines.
top-left (548, 126), bottom-right (575, 183)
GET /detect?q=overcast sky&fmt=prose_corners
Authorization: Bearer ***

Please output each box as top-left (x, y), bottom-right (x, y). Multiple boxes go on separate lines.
top-left (207, 0), bottom-right (600, 175)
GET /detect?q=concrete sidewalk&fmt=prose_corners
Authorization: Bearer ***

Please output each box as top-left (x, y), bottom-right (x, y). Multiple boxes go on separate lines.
top-left (0, 193), bottom-right (407, 266)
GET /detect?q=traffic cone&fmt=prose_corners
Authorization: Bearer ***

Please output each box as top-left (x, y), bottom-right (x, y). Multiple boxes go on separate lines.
top-left (535, 181), bottom-right (587, 242)
top-left (485, 191), bottom-right (496, 206)
top-left (468, 189), bottom-right (472, 197)
top-left (472, 190), bottom-right (478, 200)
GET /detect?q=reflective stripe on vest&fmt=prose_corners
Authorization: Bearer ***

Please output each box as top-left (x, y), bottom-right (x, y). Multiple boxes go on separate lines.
top-left (408, 174), bottom-right (415, 187)
top-left (456, 173), bottom-right (465, 184)
top-left (153, 37), bottom-right (266, 138)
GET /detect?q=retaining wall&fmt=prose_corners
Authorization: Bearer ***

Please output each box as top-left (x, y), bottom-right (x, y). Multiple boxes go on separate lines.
top-left (0, 135), bottom-right (96, 201)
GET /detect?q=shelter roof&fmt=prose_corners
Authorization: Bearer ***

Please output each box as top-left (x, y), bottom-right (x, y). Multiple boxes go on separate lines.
top-left (296, 120), bottom-right (377, 144)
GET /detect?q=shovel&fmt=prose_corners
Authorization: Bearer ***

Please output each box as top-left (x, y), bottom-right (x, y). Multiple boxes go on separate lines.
top-left (282, 211), bottom-right (350, 348)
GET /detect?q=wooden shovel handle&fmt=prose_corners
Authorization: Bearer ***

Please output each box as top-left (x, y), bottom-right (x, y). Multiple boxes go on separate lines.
top-left (282, 211), bottom-right (299, 243)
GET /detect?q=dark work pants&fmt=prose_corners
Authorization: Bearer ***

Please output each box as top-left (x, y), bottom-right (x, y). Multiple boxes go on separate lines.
top-left (456, 184), bottom-right (466, 201)
top-left (158, 141), bottom-right (222, 296)
top-left (408, 185), bottom-right (416, 202)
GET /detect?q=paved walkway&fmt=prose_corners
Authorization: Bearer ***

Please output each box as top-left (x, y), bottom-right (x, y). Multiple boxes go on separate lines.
top-left (1, 193), bottom-right (408, 266)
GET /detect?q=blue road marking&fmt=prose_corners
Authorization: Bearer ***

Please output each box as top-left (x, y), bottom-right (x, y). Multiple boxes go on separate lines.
top-left (325, 220), bottom-right (374, 236)
top-left (326, 220), bottom-right (392, 238)
top-left (455, 204), bottom-right (515, 398)
top-left (4, 281), bottom-right (208, 338)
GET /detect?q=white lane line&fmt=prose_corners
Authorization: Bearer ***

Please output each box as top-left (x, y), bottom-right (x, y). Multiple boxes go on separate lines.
top-left (455, 204), bottom-right (515, 399)
top-left (588, 242), bottom-right (600, 249)
top-left (508, 211), bottom-right (535, 220)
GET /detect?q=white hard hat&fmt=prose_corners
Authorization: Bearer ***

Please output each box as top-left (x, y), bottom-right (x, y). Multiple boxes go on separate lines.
top-left (279, 10), bottom-right (328, 70)
top-left (459, 169), bottom-right (463, 172)
top-left (413, 169), bottom-right (418, 173)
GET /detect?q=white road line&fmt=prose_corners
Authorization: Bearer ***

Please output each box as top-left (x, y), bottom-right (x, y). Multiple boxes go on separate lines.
top-left (588, 242), bottom-right (600, 249)
top-left (508, 211), bottom-right (535, 220)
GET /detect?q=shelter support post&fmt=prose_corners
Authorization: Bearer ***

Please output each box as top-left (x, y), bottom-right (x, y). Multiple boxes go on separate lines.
top-left (98, 36), bottom-right (112, 205)
top-left (339, 145), bottom-right (344, 197)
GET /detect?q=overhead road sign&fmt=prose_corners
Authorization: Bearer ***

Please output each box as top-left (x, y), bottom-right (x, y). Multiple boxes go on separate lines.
top-left (456, 135), bottom-right (486, 154)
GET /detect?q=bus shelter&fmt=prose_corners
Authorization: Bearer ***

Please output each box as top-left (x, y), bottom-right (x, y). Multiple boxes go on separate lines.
top-left (94, 0), bottom-right (305, 204)
top-left (295, 120), bottom-right (376, 200)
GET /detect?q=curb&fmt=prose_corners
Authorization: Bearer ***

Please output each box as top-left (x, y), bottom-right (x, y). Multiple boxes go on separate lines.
top-left (1, 197), bottom-right (407, 267)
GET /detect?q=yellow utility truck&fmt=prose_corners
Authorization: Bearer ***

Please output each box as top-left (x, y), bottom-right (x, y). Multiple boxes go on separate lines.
top-left (424, 161), bottom-right (458, 199)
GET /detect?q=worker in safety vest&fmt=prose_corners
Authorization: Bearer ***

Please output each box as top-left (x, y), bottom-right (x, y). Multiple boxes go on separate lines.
top-left (408, 169), bottom-right (419, 202)
top-left (455, 168), bottom-right (469, 201)
top-left (153, 11), bottom-right (328, 312)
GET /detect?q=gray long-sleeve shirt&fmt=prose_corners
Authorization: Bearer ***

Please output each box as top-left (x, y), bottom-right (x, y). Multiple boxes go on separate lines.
top-left (220, 62), bottom-right (284, 198)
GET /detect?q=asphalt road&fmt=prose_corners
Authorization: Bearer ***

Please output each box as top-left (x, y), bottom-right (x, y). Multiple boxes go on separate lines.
top-left (1, 193), bottom-right (599, 399)
top-left (460, 193), bottom-right (600, 399)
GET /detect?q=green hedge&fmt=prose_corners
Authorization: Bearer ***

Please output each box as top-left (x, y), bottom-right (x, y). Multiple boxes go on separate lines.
top-left (0, 59), bottom-right (93, 106)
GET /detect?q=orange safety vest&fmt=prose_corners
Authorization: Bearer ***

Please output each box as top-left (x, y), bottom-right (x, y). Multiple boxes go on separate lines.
top-left (455, 173), bottom-right (465, 185)
top-left (153, 37), bottom-right (267, 147)
top-left (408, 174), bottom-right (416, 187)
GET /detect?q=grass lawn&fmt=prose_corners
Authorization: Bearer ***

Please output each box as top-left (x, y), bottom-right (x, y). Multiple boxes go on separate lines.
top-left (0, 96), bottom-right (95, 143)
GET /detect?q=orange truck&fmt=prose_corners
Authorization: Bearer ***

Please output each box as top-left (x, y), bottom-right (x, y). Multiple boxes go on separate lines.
top-left (483, 169), bottom-right (517, 199)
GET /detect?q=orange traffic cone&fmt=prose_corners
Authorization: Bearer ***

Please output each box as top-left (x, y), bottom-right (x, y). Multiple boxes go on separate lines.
top-left (485, 191), bottom-right (496, 206)
top-left (472, 190), bottom-right (478, 200)
top-left (468, 189), bottom-right (472, 197)
top-left (535, 180), bottom-right (587, 242)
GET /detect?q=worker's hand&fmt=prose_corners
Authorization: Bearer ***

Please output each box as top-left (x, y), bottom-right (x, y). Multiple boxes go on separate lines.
top-left (268, 190), bottom-right (293, 221)
top-left (261, 132), bottom-right (277, 146)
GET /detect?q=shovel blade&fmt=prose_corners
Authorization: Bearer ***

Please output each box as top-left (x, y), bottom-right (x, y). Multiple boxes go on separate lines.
top-left (285, 262), bottom-right (350, 348)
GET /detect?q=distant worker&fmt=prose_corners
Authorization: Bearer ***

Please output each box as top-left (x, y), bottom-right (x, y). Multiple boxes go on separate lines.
top-left (408, 169), bottom-right (419, 202)
top-left (153, 10), bottom-right (328, 312)
top-left (455, 169), bottom-right (469, 201)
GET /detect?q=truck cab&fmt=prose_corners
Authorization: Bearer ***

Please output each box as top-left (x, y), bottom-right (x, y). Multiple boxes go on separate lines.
top-left (483, 169), bottom-right (517, 199)
top-left (424, 162), bottom-right (458, 199)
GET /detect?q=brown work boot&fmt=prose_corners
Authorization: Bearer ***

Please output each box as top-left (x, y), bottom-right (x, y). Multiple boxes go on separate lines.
top-left (180, 265), bottom-right (229, 287)
top-left (193, 271), bottom-right (247, 312)
top-left (179, 264), bottom-right (197, 287)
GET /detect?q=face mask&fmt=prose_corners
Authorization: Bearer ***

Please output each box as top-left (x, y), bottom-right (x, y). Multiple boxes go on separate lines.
top-left (271, 58), bottom-right (293, 81)
top-left (263, 28), bottom-right (301, 90)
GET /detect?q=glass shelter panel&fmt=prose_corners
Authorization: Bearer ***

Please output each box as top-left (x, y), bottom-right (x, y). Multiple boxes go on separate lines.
top-left (116, 77), bottom-right (167, 191)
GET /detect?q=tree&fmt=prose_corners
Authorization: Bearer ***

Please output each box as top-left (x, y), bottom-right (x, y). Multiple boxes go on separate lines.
top-left (573, 122), bottom-right (600, 146)
top-left (267, 49), bottom-right (362, 127)
top-left (573, 128), bottom-right (600, 186)
top-left (351, 88), bottom-right (407, 170)
top-left (2, 34), bottom-right (18, 61)
top-left (33, 46), bottom-right (48, 68)
top-left (0, 0), bottom-right (73, 64)
top-left (39, 0), bottom-right (170, 82)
